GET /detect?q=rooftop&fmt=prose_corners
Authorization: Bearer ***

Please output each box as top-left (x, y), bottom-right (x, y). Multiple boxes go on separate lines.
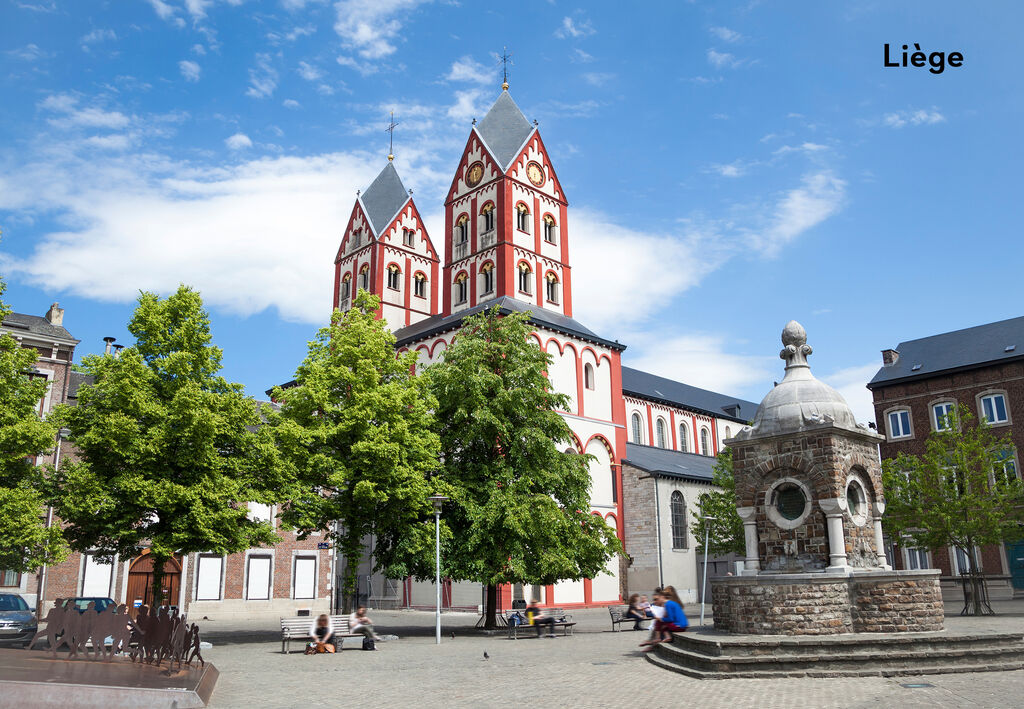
top-left (359, 162), bottom-right (411, 236)
top-left (622, 443), bottom-right (717, 483)
top-left (621, 366), bottom-right (758, 423)
top-left (867, 315), bottom-right (1024, 389)
top-left (474, 90), bottom-right (535, 171)
top-left (0, 311), bottom-right (78, 343)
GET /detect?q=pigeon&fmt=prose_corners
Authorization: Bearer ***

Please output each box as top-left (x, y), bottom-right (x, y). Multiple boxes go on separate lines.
top-left (483, 651), bottom-right (490, 660)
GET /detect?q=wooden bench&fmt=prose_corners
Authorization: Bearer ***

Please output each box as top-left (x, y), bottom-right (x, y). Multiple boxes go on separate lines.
top-left (280, 615), bottom-right (363, 654)
top-left (506, 608), bottom-right (576, 640)
top-left (609, 605), bottom-right (648, 631)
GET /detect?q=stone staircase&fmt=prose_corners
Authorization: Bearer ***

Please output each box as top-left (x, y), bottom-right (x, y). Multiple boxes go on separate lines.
top-left (647, 630), bottom-right (1024, 679)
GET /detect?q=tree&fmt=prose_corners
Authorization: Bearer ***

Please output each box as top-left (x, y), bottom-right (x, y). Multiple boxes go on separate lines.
top-left (882, 404), bottom-right (1024, 615)
top-left (691, 448), bottom-right (745, 557)
top-left (426, 307), bottom-right (622, 629)
top-left (48, 286), bottom-right (287, 607)
top-left (271, 290), bottom-right (440, 612)
top-left (0, 267), bottom-right (67, 572)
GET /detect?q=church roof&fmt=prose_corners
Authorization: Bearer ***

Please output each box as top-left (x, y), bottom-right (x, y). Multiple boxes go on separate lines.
top-left (475, 91), bottom-right (535, 170)
top-left (622, 443), bottom-right (716, 483)
top-left (1, 312), bottom-right (78, 343)
top-left (393, 296), bottom-right (625, 351)
top-left (621, 366), bottom-right (759, 424)
top-left (867, 314), bottom-right (1024, 389)
top-left (359, 162), bottom-right (410, 236)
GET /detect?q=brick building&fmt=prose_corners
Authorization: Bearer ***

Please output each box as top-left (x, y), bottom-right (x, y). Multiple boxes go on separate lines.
top-left (866, 315), bottom-right (1024, 598)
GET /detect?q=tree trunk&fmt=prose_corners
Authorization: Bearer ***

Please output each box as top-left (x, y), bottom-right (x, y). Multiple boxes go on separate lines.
top-left (150, 554), bottom-right (168, 610)
top-left (969, 545), bottom-right (984, 616)
top-left (484, 583), bottom-right (498, 630)
top-left (341, 546), bottom-right (361, 615)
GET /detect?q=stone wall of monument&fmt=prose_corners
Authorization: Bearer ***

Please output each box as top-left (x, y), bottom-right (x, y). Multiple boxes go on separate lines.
top-left (850, 575), bottom-right (944, 632)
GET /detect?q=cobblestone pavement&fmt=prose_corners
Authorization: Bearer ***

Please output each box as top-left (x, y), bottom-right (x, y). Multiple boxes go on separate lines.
top-left (199, 603), bottom-right (1024, 709)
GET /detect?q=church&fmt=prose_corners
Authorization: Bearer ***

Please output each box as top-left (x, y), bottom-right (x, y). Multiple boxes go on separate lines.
top-left (331, 82), bottom-right (758, 610)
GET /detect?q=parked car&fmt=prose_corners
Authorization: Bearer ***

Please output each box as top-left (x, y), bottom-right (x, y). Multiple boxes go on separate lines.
top-left (0, 593), bottom-right (37, 647)
top-left (61, 597), bottom-right (117, 614)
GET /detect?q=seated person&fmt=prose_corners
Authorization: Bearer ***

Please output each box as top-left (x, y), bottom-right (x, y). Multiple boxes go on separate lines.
top-left (640, 591), bottom-right (688, 651)
top-left (350, 607), bottom-right (381, 641)
top-left (624, 593), bottom-right (648, 630)
top-left (525, 599), bottom-right (556, 638)
top-left (639, 595), bottom-right (654, 618)
top-left (307, 614), bottom-right (335, 654)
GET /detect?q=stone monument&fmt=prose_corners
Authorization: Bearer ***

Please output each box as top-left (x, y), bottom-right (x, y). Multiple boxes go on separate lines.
top-left (711, 321), bottom-right (944, 635)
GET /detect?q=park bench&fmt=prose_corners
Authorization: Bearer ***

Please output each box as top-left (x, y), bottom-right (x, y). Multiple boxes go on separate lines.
top-left (280, 615), bottom-right (362, 654)
top-left (506, 608), bottom-right (576, 640)
top-left (608, 605), bottom-right (646, 631)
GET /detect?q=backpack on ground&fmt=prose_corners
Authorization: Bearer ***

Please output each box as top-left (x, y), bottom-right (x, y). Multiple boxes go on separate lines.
top-left (362, 636), bottom-right (375, 651)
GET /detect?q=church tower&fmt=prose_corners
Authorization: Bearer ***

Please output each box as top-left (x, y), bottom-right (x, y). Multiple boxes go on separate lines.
top-left (442, 86), bottom-right (571, 317)
top-left (333, 160), bottom-right (440, 331)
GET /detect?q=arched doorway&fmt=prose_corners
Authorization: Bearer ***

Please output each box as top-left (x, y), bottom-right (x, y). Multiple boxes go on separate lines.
top-left (126, 551), bottom-right (183, 614)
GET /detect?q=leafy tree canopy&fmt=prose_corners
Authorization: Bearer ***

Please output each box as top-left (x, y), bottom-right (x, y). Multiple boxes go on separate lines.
top-left (270, 290), bottom-right (440, 610)
top-left (692, 447), bottom-right (745, 557)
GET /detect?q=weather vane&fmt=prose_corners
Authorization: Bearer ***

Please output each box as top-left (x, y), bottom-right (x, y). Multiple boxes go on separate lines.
top-left (386, 110), bottom-right (399, 161)
top-left (500, 46), bottom-right (512, 90)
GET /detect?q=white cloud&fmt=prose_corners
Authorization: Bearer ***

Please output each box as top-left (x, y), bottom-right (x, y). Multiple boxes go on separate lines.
top-left (446, 56), bottom-right (492, 85)
top-left (179, 60), bottom-right (201, 82)
top-left (707, 48), bottom-right (741, 69)
top-left (7, 43), bottom-right (50, 61)
top-left (336, 54), bottom-right (378, 76)
top-left (282, 99), bottom-right (301, 109)
top-left (146, 0), bottom-right (182, 25)
top-left (772, 142), bottom-right (828, 156)
top-left (282, 0), bottom-right (326, 8)
top-left (83, 134), bottom-right (135, 151)
top-left (192, 44), bottom-right (207, 55)
top-left (555, 16), bottom-right (595, 39)
top-left (333, 0), bottom-right (428, 62)
top-left (184, 0), bottom-right (212, 20)
top-left (711, 161), bottom-right (747, 178)
top-left (446, 89), bottom-right (485, 122)
top-left (570, 48), bottom-right (595, 64)
top-left (225, 133), bottom-right (253, 150)
top-left (40, 94), bottom-right (131, 130)
top-left (883, 108), bottom-right (945, 128)
top-left (80, 29), bottom-right (116, 44)
top-left (709, 26), bottom-right (742, 43)
top-left (821, 362), bottom-right (879, 426)
top-left (297, 61), bottom-right (322, 81)
top-left (246, 54), bottom-right (278, 98)
top-left (746, 171), bottom-right (846, 255)
top-left (582, 72), bottom-right (614, 87)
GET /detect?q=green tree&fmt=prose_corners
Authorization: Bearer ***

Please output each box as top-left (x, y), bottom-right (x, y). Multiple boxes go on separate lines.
top-left (692, 447), bottom-right (745, 557)
top-left (882, 404), bottom-right (1024, 615)
top-left (271, 290), bottom-right (440, 612)
top-left (0, 268), bottom-right (67, 572)
top-left (49, 286), bottom-right (287, 606)
top-left (426, 307), bottom-right (622, 629)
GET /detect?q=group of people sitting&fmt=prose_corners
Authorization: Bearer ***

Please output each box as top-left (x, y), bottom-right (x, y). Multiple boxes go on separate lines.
top-left (305, 607), bottom-right (381, 654)
top-left (624, 587), bottom-right (689, 652)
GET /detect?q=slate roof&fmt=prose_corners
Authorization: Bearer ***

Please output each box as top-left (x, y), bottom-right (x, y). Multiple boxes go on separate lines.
top-left (867, 315), bottom-right (1024, 389)
top-left (475, 91), bottom-right (535, 170)
top-left (67, 371), bottom-right (94, 403)
top-left (0, 312), bottom-right (78, 342)
top-left (393, 296), bottom-right (625, 351)
top-left (621, 366), bottom-right (758, 424)
top-left (360, 162), bottom-right (410, 236)
top-left (622, 443), bottom-right (717, 482)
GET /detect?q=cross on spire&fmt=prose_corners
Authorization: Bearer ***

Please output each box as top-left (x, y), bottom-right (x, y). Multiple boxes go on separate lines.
top-left (500, 46), bottom-right (512, 90)
top-left (385, 110), bottom-right (399, 161)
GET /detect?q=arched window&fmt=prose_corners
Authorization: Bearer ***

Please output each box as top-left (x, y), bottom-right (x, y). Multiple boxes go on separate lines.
top-left (340, 273), bottom-right (351, 301)
top-left (679, 423), bottom-right (689, 452)
top-left (350, 228), bottom-right (362, 250)
top-left (455, 214), bottom-right (469, 243)
top-left (631, 413), bottom-right (643, 444)
top-left (670, 491), bottom-right (687, 549)
top-left (725, 426), bottom-right (732, 439)
top-left (359, 264), bottom-right (369, 291)
top-left (516, 202), bottom-right (530, 232)
top-left (402, 228), bottom-right (415, 247)
top-left (545, 272), bottom-right (559, 303)
top-left (386, 264), bottom-right (401, 290)
top-left (584, 363), bottom-right (594, 390)
top-left (481, 202), bottom-right (495, 232)
top-left (480, 262), bottom-right (495, 294)
top-left (700, 428), bottom-right (710, 456)
top-left (656, 418), bottom-right (667, 448)
top-left (414, 273), bottom-right (427, 298)
top-left (454, 273), bottom-right (468, 304)
top-left (517, 262), bottom-right (532, 294)
top-left (543, 214), bottom-right (556, 243)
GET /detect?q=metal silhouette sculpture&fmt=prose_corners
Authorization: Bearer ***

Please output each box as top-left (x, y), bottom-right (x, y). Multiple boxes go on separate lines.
top-left (26, 601), bottom-right (205, 668)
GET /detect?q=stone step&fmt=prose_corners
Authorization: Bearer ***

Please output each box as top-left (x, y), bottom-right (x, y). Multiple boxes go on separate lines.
top-left (645, 651), bottom-right (1024, 680)
top-left (674, 631), bottom-right (1024, 658)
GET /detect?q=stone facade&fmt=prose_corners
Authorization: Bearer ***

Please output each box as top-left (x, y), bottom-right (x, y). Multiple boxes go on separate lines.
top-left (712, 571), bottom-right (943, 635)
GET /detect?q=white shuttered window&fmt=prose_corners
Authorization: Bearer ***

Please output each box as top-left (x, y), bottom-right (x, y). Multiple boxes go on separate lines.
top-left (196, 555), bottom-right (224, 601)
top-left (246, 556), bottom-right (272, 600)
top-left (82, 554), bottom-right (114, 597)
top-left (293, 557), bottom-right (316, 599)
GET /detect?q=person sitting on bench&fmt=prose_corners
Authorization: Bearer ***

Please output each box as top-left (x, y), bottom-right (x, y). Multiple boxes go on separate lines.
top-left (350, 607), bottom-right (381, 641)
top-left (624, 593), bottom-right (648, 631)
top-left (306, 614), bottom-right (335, 654)
top-left (525, 599), bottom-right (556, 638)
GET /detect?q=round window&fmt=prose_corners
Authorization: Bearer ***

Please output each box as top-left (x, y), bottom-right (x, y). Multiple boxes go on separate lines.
top-left (846, 479), bottom-right (868, 525)
top-left (775, 484), bottom-right (807, 521)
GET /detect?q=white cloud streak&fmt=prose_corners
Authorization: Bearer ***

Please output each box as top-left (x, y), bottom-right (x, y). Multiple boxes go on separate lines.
top-left (333, 0), bottom-right (428, 62)
top-left (179, 60), bottom-right (201, 82)
top-left (883, 108), bottom-right (945, 128)
top-left (225, 133), bottom-right (253, 150)
top-left (246, 54), bottom-right (278, 98)
top-left (555, 16), bottom-right (595, 39)
top-left (446, 56), bottom-right (492, 85)
top-left (709, 26), bottom-right (742, 43)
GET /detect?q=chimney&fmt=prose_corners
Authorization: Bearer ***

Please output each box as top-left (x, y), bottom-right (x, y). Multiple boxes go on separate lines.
top-left (103, 336), bottom-right (116, 355)
top-left (881, 349), bottom-right (899, 367)
top-left (45, 302), bottom-right (64, 327)
top-left (113, 344), bottom-right (124, 359)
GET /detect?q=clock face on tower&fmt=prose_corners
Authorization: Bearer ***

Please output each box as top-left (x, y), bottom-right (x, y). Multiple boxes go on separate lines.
top-left (526, 161), bottom-right (545, 187)
top-left (466, 162), bottom-right (484, 188)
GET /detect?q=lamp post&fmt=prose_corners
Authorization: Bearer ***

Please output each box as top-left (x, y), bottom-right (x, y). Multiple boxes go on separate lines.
top-left (700, 516), bottom-right (717, 626)
top-left (427, 495), bottom-right (449, 645)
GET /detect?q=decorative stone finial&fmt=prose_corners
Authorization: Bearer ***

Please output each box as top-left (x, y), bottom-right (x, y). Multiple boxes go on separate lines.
top-left (780, 320), bottom-right (813, 370)
top-left (502, 81), bottom-right (509, 91)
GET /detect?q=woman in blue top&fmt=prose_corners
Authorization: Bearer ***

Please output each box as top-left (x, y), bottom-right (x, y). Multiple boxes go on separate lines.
top-left (640, 588), bottom-right (688, 651)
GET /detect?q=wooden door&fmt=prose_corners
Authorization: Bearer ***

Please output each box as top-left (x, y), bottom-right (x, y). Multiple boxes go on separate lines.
top-left (126, 552), bottom-right (182, 615)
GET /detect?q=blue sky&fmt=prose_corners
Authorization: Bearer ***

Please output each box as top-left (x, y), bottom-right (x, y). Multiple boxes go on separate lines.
top-left (2, 1), bottom-right (1022, 420)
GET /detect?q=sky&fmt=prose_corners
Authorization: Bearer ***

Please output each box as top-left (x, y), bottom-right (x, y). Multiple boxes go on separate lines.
top-left (2, 1), bottom-right (1022, 422)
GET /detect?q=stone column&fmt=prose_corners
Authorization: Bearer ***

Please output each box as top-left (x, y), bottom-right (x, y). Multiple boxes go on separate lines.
top-left (819, 498), bottom-right (850, 573)
top-left (871, 501), bottom-right (891, 569)
top-left (737, 506), bottom-right (760, 574)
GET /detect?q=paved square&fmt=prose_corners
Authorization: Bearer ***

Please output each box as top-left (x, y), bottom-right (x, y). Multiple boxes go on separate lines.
top-left (198, 605), bottom-right (1024, 708)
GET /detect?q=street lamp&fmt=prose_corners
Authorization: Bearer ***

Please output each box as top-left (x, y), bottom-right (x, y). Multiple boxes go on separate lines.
top-left (427, 495), bottom-right (449, 645)
top-left (699, 516), bottom-right (717, 626)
